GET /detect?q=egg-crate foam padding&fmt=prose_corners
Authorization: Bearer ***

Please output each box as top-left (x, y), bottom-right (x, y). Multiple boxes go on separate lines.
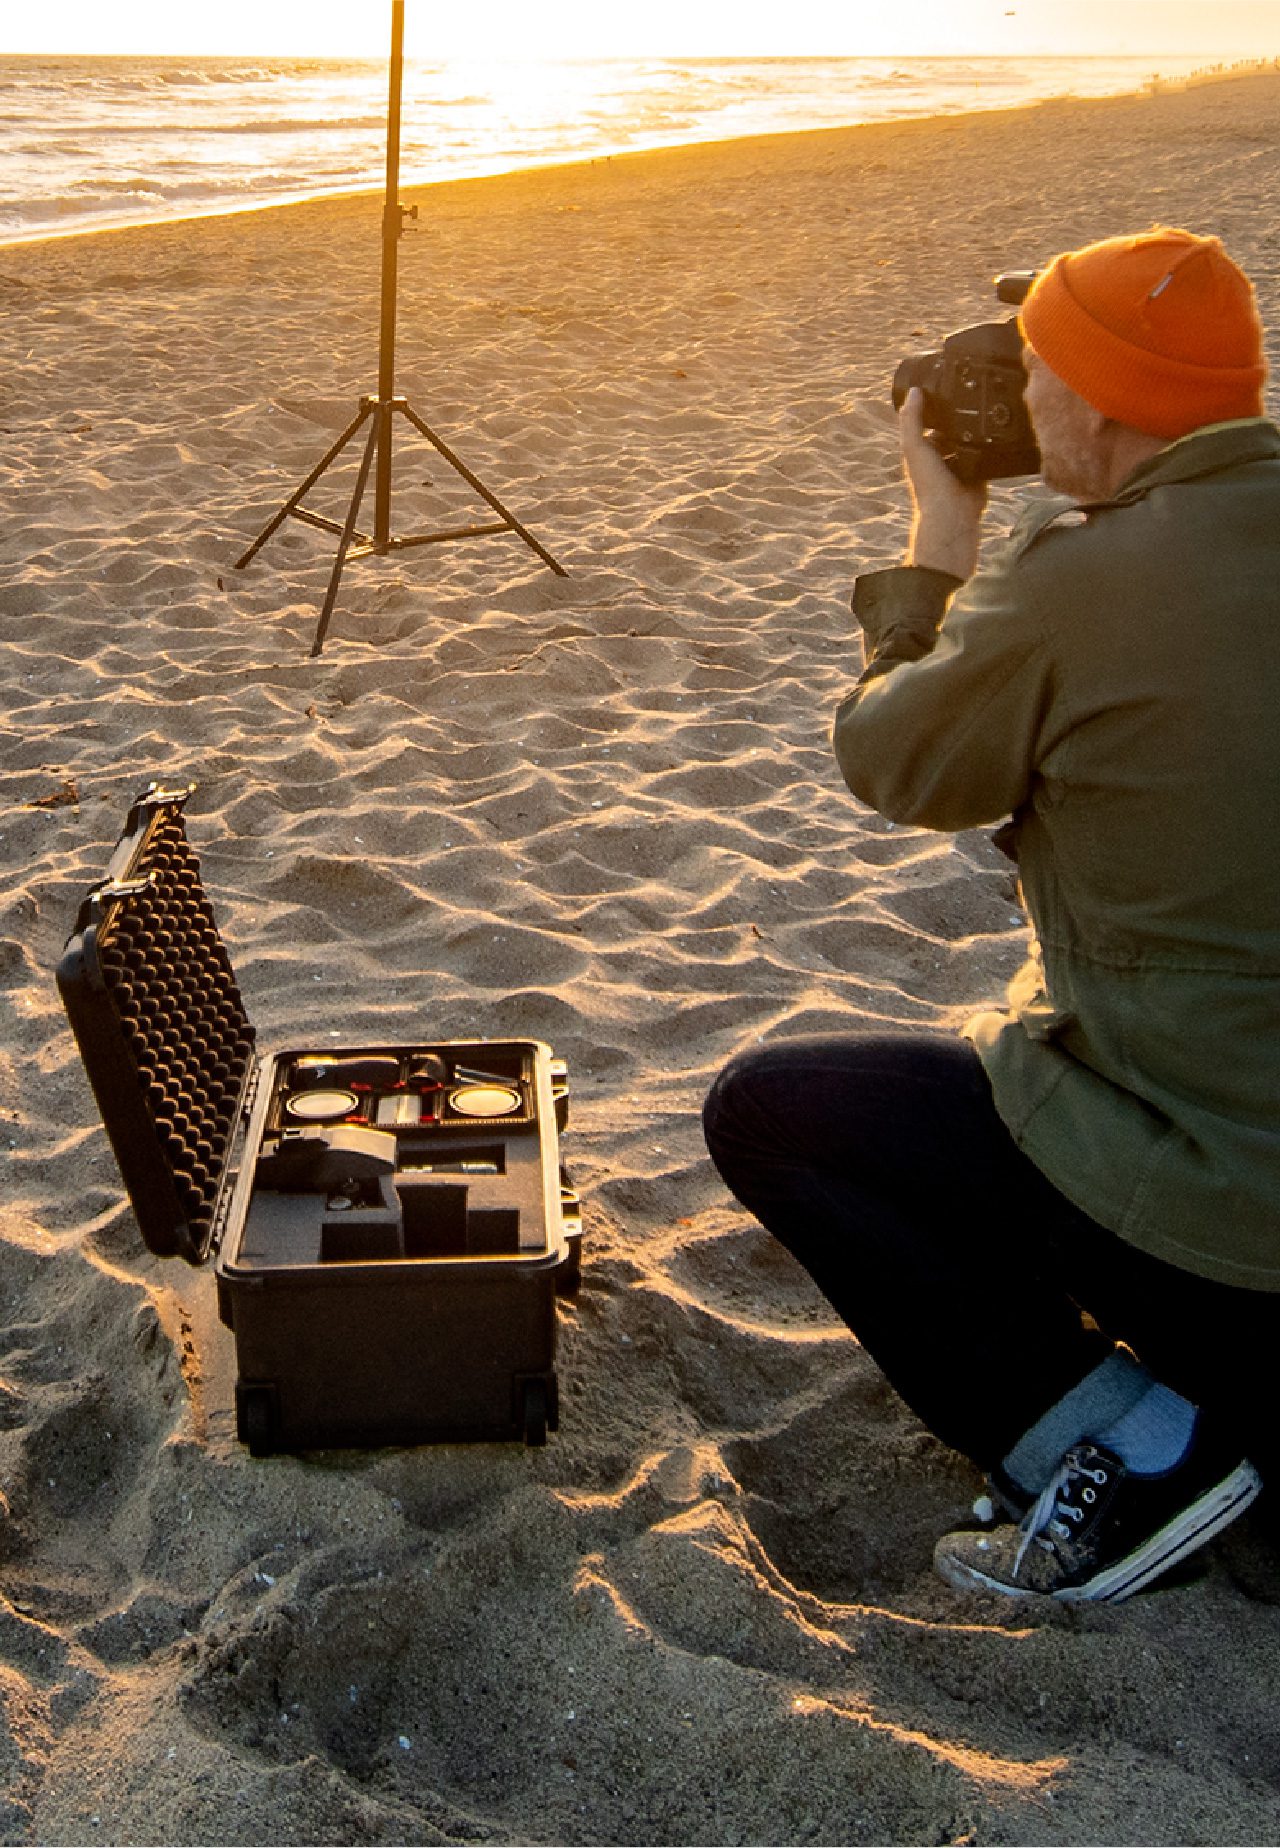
top-left (57, 785), bottom-right (257, 1266)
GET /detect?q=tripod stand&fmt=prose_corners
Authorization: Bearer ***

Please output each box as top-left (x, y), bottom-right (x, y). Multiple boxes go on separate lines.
top-left (234, 1), bottom-right (566, 656)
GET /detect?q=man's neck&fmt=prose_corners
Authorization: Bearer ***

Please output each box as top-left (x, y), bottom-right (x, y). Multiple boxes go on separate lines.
top-left (1097, 425), bottom-right (1170, 499)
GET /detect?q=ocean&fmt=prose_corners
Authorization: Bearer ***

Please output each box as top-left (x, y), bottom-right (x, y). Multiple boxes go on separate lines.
top-left (0, 52), bottom-right (1231, 246)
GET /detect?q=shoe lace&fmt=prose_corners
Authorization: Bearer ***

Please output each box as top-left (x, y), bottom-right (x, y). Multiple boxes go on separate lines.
top-left (1013, 1445), bottom-right (1108, 1576)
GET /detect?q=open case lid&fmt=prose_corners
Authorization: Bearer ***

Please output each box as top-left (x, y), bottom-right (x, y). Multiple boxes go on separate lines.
top-left (57, 783), bottom-right (257, 1267)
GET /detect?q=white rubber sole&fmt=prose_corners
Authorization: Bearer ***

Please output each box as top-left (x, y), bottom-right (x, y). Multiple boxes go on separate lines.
top-left (936, 1459), bottom-right (1262, 1603)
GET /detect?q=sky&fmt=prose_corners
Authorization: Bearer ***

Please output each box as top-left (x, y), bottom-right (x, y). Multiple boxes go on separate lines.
top-left (4, 0), bottom-right (1277, 60)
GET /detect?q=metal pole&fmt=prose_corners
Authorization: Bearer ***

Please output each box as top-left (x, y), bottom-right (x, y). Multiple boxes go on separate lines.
top-left (399, 402), bottom-right (567, 575)
top-left (234, 402), bottom-right (373, 569)
top-left (230, 0), bottom-right (565, 645)
top-left (312, 415), bottom-right (382, 656)
top-left (374, 0), bottom-right (405, 549)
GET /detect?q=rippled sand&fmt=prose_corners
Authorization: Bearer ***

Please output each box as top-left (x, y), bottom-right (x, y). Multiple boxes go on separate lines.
top-left (2, 71), bottom-right (1280, 1846)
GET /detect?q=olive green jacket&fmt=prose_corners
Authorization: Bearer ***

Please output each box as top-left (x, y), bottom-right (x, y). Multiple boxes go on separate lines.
top-left (833, 418), bottom-right (1280, 1290)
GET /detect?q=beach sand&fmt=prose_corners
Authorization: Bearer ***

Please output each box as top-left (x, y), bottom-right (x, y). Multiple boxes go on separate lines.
top-left (3, 69), bottom-right (1280, 1846)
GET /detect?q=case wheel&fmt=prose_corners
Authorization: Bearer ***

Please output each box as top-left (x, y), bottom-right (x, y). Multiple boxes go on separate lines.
top-left (236, 1383), bottom-right (278, 1458)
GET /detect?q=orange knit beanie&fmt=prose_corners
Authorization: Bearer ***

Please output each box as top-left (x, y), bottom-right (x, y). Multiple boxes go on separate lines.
top-left (1019, 227), bottom-right (1267, 439)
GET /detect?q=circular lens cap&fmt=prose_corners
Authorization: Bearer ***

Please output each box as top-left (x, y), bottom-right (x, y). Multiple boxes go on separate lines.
top-left (286, 1088), bottom-right (359, 1122)
top-left (449, 1083), bottom-right (521, 1118)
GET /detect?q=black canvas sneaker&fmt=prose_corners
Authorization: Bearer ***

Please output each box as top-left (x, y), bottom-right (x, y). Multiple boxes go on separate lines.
top-left (934, 1428), bottom-right (1261, 1603)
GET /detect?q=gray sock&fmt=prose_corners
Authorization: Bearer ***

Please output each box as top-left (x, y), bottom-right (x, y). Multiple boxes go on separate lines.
top-left (1003, 1348), bottom-right (1152, 1498)
top-left (1094, 1382), bottom-right (1198, 1476)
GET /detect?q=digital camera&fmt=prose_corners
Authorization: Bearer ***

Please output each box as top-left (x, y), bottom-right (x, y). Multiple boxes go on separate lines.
top-left (891, 272), bottom-right (1040, 482)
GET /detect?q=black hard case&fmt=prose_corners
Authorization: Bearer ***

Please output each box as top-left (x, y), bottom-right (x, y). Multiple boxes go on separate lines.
top-left (57, 785), bottom-right (582, 1455)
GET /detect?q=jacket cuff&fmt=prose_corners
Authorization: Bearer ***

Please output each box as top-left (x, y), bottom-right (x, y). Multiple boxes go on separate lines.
top-left (851, 564), bottom-right (964, 641)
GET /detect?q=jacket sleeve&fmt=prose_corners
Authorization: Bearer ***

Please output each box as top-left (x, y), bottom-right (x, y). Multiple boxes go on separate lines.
top-left (832, 547), bottom-right (1058, 832)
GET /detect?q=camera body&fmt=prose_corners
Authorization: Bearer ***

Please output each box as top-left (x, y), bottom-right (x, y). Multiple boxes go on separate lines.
top-left (891, 271), bottom-right (1040, 483)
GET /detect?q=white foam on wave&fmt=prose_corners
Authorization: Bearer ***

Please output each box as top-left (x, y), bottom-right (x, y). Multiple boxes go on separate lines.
top-left (0, 50), bottom-right (1214, 244)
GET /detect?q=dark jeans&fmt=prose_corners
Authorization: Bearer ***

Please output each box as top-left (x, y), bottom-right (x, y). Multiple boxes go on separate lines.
top-left (702, 1030), bottom-right (1280, 1483)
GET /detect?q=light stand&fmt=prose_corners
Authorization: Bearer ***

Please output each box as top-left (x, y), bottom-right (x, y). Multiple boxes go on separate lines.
top-left (233, 1), bottom-right (566, 656)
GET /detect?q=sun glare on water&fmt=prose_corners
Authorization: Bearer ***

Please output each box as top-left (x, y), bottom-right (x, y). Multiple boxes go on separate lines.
top-left (412, 56), bottom-right (640, 155)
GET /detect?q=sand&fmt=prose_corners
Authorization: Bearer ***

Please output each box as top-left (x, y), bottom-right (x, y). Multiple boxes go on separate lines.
top-left (3, 69), bottom-right (1280, 1847)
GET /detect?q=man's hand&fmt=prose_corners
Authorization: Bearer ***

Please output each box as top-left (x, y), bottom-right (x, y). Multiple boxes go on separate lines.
top-left (900, 387), bottom-right (988, 581)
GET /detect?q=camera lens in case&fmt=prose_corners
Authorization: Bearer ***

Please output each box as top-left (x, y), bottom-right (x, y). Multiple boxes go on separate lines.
top-left (449, 1084), bottom-right (521, 1118)
top-left (286, 1088), bottom-right (360, 1122)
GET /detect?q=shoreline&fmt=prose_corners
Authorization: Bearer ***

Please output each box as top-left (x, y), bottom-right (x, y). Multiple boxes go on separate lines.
top-left (4, 56), bottom-right (1276, 254)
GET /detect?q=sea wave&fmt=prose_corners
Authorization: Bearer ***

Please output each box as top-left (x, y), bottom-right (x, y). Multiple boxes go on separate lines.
top-left (79, 116), bottom-right (388, 137)
top-left (0, 171), bottom-right (329, 229)
top-left (0, 51), bottom-right (1227, 245)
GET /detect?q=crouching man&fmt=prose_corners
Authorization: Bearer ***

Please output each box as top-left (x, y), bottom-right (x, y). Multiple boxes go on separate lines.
top-left (703, 227), bottom-right (1280, 1601)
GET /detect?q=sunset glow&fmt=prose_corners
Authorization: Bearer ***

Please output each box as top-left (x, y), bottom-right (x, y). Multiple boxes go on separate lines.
top-left (6, 0), bottom-right (1277, 59)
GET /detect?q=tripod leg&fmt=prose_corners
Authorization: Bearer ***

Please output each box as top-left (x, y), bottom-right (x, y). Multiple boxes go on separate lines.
top-left (235, 403), bottom-right (373, 570)
top-left (310, 415), bottom-right (381, 657)
top-left (397, 402), bottom-right (568, 576)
